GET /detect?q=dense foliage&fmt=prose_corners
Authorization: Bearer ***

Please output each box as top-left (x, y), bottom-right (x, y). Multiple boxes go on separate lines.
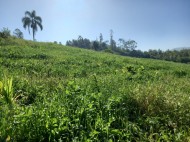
top-left (0, 38), bottom-right (190, 141)
top-left (13, 29), bottom-right (24, 39)
top-left (0, 28), bottom-right (11, 38)
top-left (66, 35), bottom-right (190, 64)
top-left (0, 27), bottom-right (24, 40)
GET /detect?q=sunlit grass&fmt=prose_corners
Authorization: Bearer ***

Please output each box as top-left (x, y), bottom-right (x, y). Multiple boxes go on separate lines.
top-left (0, 38), bottom-right (190, 141)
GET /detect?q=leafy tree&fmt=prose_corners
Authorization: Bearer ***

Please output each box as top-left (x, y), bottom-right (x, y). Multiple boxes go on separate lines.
top-left (118, 38), bottom-right (126, 49)
top-left (0, 27), bottom-right (11, 38)
top-left (99, 33), bottom-right (103, 44)
top-left (92, 41), bottom-right (99, 50)
top-left (22, 10), bottom-right (43, 41)
top-left (66, 36), bottom-right (91, 49)
top-left (78, 35), bottom-right (83, 41)
top-left (118, 39), bottom-right (137, 51)
top-left (13, 28), bottom-right (23, 39)
top-left (66, 40), bottom-right (72, 46)
top-left (101, 41), bottom-right (108, 50)
top-left (125, 40), bottom-right (137, 51)
top-left (78, 35), bottom-right (84, 48)
top-left (83, 38), bottom-right (91, 49)
top-left (99, 33), bottom-right (103, 50)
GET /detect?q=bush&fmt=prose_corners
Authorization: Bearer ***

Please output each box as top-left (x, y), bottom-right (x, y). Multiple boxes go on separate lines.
top-left (104, 48), bottom-right (113, 54)
top-left (0, 27), bottom-right (11, 38)
top-left (180, 57), bottom-right (190, 63)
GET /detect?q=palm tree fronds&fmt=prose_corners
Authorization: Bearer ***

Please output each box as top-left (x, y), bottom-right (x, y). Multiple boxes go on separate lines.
top-left (31, 10), bottom-right (36, 17)
top-left (35, 16), bottom-right (42, 23)
top-left (22, 10), bottom-right (43, 41)
top-left (22, 17), bottom-right (31, 34)
top-left (36, 21), bottom-right (43, 30)
top-left (25, 11), bottom-right (32, 17)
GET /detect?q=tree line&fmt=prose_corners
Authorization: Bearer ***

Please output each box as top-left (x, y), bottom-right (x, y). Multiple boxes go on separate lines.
top-left (66, 31), bottom-right (190, 64)
top-left (66, 30), bottom-right (138, 52)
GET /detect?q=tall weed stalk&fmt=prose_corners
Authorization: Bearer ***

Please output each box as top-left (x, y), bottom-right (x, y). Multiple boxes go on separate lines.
top-left (0, 77), bottom-right (14, 106)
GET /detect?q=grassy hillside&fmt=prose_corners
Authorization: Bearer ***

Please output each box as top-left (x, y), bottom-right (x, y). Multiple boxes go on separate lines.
top-left (1, 38), bottom-right (190, 141)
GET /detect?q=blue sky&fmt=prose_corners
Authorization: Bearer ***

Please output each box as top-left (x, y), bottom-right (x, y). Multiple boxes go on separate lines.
top-left (0, 0), bottom-right (190, 51)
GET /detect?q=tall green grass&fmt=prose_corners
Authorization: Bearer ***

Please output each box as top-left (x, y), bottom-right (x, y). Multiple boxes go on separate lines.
top-left (0, 38), bottom-right (190, 141)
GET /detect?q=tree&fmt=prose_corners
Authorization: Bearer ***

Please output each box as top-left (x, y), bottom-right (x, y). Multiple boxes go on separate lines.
top-left (22, 10), bottom-right (43, 41)
top-left (99, 33), bottom-right (103, 50)
top-left (66, 40), bottom-right (72, 46)
top-left (99, 33), bottom-right (103, 44)
top-left (92, 41), bottom-right (99, 50)
top-left (126, 40), bottom-right (137, 51)
top-left (13, 28), bottom-right (23, 39)
top-left (109, 29), bottom-right (116, 50)
top-left (118, 39), bottom-right (137, 51)
top-left (118, 38), bottom-right (125, 49)
top-left (78, 35), bottom-right (83, 41)
top-left (83, 38), bottom-right (91, 49)
top-left (101, 42), bottom-right (108, 50)
top-left (110, 29), bottom-right (114, 49)
top-left (78, 35), bottom-right (84, 48)
top-left (0, 27), bottom-right (11, 38)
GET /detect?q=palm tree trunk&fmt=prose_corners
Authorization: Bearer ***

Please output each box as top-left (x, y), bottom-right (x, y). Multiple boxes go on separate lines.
top-left (32, 28), bottom-right (35, 41)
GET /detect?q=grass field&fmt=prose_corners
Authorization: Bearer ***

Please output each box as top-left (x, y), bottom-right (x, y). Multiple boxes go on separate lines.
top-left (0, 38), bottom-right (190, 141)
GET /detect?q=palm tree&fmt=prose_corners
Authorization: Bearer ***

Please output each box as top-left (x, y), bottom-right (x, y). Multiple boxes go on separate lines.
top-left (22, 10), bottom-right (43, 41)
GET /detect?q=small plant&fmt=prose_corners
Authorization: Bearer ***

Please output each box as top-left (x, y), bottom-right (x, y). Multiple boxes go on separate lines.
top-left (0, 77), bottom-right (14, 106)
top-left (104, 48), bottom-right (113, 53)
top-left (174, 70), bottom-right (187, 77)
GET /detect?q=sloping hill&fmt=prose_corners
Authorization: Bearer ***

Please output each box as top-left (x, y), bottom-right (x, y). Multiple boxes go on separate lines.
top-left (1, 37), bottom-right (190, 141)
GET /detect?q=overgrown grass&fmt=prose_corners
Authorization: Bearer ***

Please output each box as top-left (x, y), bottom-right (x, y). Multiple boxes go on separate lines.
top-left (0, 38), bottom-right (190, 141)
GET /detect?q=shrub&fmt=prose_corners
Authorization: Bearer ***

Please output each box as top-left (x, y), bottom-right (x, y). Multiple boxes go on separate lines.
top-left (0, 27), bottom-right (11, 38)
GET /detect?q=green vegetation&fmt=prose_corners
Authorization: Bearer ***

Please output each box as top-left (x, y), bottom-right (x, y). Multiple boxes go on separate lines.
top-left (0, 28), bottom-right (11, 38)
top-left (66, 34), bottom-right (190, 64)
top-left (1, 37), bottom-right (190, 141)
top-left (13, 29), bottom-right (23, 39)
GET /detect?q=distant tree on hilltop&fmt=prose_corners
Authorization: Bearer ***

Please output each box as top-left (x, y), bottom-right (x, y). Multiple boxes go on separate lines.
top-left (118, 38), bottom-right (137, 51)
top-left (110, 29), bottom-right (116, 50)
top-left (0, 27), bottom-right (11, 38)
top-left (22, 10), bottom-right (43, 41)
top-left (13, 28), bottom-right (23, 39)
